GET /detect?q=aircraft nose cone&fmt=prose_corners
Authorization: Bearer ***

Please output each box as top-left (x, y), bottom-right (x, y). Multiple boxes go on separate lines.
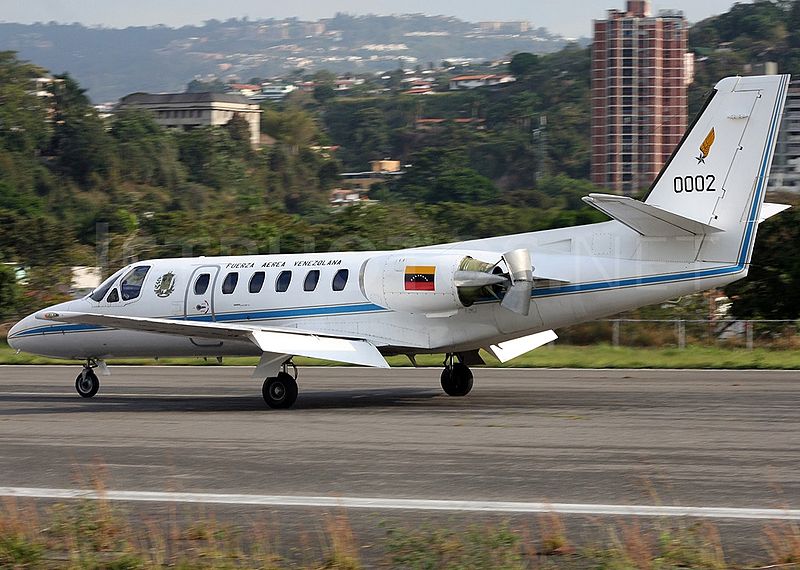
top-left (6, 316), bottom-right (30, 351)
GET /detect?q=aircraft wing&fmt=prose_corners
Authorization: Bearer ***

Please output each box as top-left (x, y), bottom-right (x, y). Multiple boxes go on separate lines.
top-left (37, 311), bottom-right (389, 369)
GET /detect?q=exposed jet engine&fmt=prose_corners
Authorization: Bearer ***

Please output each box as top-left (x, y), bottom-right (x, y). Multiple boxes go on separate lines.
top-left (360, 249), bottom-right (534, 316)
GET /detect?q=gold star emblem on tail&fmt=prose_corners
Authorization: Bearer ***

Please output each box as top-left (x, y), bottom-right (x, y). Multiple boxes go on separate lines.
top-left (696, 128), bottom-right (715, 164)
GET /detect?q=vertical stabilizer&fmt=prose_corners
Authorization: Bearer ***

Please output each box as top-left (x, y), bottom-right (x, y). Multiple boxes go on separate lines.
top-left (644, 75), bottom-right (789, 264)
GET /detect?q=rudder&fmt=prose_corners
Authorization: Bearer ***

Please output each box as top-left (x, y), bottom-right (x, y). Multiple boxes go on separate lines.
top-left (644, 74), bottom-right (789, 264)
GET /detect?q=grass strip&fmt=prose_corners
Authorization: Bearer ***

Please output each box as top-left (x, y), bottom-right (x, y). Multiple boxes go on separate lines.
top-left (1, 341), bottom-right (800, 369)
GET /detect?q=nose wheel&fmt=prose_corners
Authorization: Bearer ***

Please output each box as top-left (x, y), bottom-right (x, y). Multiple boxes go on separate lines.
top-left (262, 363), bottom-right (299, 409)
top-left (75, 366), bottom-right (100, 398)
top-left (441, 355), bottom-right (474, 397)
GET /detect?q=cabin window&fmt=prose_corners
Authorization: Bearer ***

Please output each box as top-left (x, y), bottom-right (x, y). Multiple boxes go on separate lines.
top-left (304, 270), bottom-right (320, 292)
top-left (221, 272), bottom-right (239, 294)
top-left (120, 266), bottom-right (150, 301)
top-left (106, 289), bottom-right (119, 303)
top-left (275, 270), bottom-right (292, 292)
top-left (332, 269), bottom-right (349, 291)
top-left (194, 273), bottom-right (210, 295)
top-left (249, 271), bottom-right (265, 293)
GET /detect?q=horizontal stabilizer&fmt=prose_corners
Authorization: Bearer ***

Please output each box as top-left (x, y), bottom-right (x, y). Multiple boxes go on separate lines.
top-left (759, 202), bottom-right (791, 223)
top-left (487, 330), bottom-right (558, 363)
top-left (582, 193), bottom-right (723, 237)
top-left (38, 311), bottom-right (390, 369)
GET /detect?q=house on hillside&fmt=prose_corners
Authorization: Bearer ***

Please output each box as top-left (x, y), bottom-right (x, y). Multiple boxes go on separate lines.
top-left (117, 92), bottom-right (262, 148)
top-left (226, 83), bottom-right (262, 98)
top-left (449, 74), bottom-right (516, 90)
top-left (253, 84), bottom-right (297, 101)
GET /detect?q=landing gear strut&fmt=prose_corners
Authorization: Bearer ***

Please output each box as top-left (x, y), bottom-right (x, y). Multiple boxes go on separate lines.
top-left (75, 360), bottom-right (100, 398)
top-left (262, 361), bottom-right (299, 409)
top-left (441, 354), bottom-right (474, 397)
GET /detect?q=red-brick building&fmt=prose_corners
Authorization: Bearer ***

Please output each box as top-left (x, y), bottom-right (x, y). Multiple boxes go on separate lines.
top-left (591, 1), bottom-right (693, 195)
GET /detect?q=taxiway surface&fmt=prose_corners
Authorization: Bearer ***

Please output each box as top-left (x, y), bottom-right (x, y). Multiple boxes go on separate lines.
top-left (0, 365), bottom-right (796, 511)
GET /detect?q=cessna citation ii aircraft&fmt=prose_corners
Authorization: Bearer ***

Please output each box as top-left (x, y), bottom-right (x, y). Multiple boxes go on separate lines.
top-left (7, 74), bottom-right (793, 408)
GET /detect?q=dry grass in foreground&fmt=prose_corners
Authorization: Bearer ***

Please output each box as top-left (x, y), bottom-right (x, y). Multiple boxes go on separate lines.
top-left (0, 491), bottom-right (798, 569)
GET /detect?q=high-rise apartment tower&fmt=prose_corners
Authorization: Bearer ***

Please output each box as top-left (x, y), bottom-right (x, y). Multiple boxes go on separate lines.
top-left (591, 1), bottom-right (693, 194)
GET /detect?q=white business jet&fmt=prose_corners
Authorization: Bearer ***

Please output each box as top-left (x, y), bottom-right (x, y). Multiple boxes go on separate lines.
top-left (7, 74), bottom-right (792, 408)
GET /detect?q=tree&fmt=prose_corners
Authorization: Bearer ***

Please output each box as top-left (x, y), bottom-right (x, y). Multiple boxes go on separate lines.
top-left (111, 109), bottom-right (184, 187)
top-left (352, 107), bottom-right (389, 163)
top-left (313, 84), bottom-right (336, 104)
top-left (0, 51), bottom-right (51, 155)
top-left (725, 207), bottom-right (800, 319)
top-left (0, 263), bottom-right (20, 320)
top-left (225, 113), bottom-right (253, 159)
top-left (262, 108), bottom-right (318, 154)
top-left (433, 167), bottom-right (498, 203)
top-left (49, 74), bottom-right (114, 185)
top-left (509, 52), bottom-right (540, 77)
top-left (186, 79), bottom-right (227, 93)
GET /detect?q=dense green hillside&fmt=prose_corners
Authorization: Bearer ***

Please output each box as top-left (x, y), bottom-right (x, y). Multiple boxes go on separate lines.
top-left (0, 48), bottom-right (606, 321)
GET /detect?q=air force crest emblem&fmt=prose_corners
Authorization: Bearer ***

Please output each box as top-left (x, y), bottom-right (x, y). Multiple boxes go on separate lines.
top-left (696, 128), bottom-right (715, 164)
top-left (154, 272), bottom-right (176, 298)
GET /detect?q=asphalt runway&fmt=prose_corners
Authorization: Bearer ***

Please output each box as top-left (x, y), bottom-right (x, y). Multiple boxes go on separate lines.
top-left (0, 365), bottom-right (796, 511)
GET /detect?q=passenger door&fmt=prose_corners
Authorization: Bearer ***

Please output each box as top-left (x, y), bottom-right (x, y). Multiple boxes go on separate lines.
top-left (184, 265), bottom-right (222, 348)
top-left (184, 265), bottom-right (220, 322)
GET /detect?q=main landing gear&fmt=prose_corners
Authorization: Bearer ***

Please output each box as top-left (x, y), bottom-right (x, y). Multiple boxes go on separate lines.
top-left (262, 361), bottom-right (298, 409)
top-left (75, 360), bottom-right (100, 398)
top-left (441, 354), bottom-right (474, 397)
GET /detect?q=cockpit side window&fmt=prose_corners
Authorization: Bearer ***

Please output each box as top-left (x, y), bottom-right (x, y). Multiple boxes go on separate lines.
top-left (106, 289), bottom-right (119, 303)
top-left (89, 268), bottom-right (125, 302)
top-left (120, 266), bottom-right (151, 301)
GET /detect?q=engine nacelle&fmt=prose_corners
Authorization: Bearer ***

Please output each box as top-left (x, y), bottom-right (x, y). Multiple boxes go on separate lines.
top-left (360, 252), bottom-right (499, 315)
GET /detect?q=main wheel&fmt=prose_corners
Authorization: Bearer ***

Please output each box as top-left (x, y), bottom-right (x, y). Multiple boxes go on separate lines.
top-left (440, 363), bottom-right (474, 397)
top-left (75, 368), bottom-right (100, 398)
top-left (262, 372), bottom-right (298, 409)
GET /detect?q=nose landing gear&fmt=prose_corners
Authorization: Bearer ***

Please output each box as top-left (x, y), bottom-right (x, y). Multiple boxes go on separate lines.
top-left (75, 360), bottom-right (101, 398)
top-left (441, 354), bottom-right (474, 397)
top-left (262, 361), bottom-right (299, 409)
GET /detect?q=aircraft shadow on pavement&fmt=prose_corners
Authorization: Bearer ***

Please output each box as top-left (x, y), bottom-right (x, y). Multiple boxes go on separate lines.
top-left (0, 387), bottom-right (445, 414)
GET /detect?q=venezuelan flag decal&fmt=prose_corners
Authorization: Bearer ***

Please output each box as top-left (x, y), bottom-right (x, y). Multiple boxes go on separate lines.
top-left (404, 265), bottom-right (436, 291)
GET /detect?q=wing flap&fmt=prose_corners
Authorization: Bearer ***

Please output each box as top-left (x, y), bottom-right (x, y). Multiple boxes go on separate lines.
top-left (247, 330), bottom-right (389, 369)
top-left (487, 330), bottom-right (558, 363)
top-left (583, 193), bottom-right (723, 237)
top-left (39, 311), bottom-right (389, 369)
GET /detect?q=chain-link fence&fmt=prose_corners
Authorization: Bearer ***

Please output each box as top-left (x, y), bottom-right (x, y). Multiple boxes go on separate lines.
top-left (557, 319), bottom-right (800, 350)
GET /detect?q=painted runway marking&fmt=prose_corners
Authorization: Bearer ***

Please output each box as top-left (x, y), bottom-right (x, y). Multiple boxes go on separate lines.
top-left (0, 487), bottom-right (797, 520)
top-left (0, 392), bottom-right (246, 398)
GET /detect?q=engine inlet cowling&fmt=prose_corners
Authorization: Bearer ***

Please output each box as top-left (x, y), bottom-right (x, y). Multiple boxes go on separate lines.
top-left (360, 252), bottom-right (503, 315)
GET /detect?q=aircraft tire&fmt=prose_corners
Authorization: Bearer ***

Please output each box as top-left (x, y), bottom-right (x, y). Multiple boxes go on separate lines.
top-left (262, 372), bottom-right (298, 409)
top-left (75, 368), bottom-right (100, 398)
top-left (440, 363), bottom-right (473, 397)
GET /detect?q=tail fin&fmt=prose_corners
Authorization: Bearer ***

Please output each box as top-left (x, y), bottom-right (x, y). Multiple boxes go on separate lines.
top-left (644, 74), bottom-right (789, 264)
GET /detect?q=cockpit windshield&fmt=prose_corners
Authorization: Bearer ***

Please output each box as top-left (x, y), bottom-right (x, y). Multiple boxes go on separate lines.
top-left (88, 268), bottom-right (126, 302)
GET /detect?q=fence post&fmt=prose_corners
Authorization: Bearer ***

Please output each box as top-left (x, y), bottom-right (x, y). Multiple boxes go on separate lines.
top-left (745, 320), bottom-right (754, 351)
top-left (676, 319), bottom-right (686, 349)
top-left (612, 319), bottom-right (620, 348)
